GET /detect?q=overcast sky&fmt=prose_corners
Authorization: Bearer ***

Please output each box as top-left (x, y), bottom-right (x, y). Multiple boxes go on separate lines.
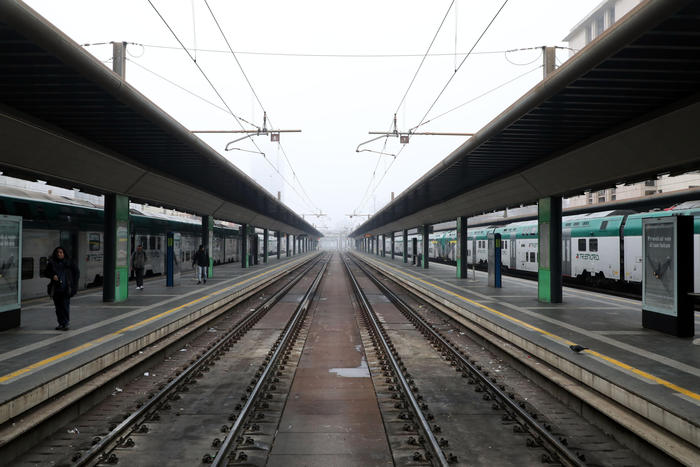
top-left (26, 0), bottom-right (601, 233)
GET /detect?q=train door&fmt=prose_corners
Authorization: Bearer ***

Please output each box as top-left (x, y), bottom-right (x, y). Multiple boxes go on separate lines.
top-left (509, 233), bottom-right (516, 268)
top-left (59, 230), bottom-right (78, 260)
top-left (562, 229), bottom-right (572, 276)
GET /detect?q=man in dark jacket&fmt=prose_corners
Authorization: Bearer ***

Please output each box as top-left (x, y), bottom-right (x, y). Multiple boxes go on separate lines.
top-left (44, 246), bottom-right (79, 330)
top-left (192, 244), bottom-right (209, 284)
top-left (131, 244), bottom-right (147, 290)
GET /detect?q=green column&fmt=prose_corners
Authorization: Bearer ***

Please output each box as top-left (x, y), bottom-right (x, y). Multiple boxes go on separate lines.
top-left (276, 231), bottom-right (281, 259)
top-left (456, 216), bottom-right (468, 278)
top-left (538, 197), bottom-right (562, 303)
top-left (103, 194), bottom-right (129, 302)
top-left (263, 229), bottom-right (269, 263)
top-left (240, 224), bottom-right (249, 268)
top-left (202, 215), bottom-right (214, 278)
top-left (421, 224), bottom-right (430, 269)
top-left (390, 232), bottom-right (395, 260)
top-left (403, 229), bottom-right (408, 263)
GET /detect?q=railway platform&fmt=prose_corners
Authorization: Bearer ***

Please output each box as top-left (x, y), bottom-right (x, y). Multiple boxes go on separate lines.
top-left (0, 252), bottom-right (319, 434)
top-left (351, 251), bottom-right (700, 463)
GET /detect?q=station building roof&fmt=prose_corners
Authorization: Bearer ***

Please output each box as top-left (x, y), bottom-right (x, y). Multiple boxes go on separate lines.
top-left (0, 1), bottom-right (321, 237)
top-left (351, 0), bottom-right (700, 237)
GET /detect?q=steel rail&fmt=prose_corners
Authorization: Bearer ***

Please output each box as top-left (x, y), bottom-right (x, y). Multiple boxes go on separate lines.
top-left (212, 254), bottom-right (330, 466)
top-left (75, 255), bottom-right (323, 466)
top-left (341, 254), bottom-right (449, 467)
top-left (350, 255), bottom-right (586, 467)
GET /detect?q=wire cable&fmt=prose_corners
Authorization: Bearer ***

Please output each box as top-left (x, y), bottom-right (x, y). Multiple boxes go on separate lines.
top-left (394, 0), bottom-right (455, 116)
top-left (146, 0), bottom-right (317, 214)
top-left (146, 0), bottom-right (259, 130)
top-left (203, 0), bottom-right (321, 214)
top-left (411, 0), bottom-right (510, 132)
top-left (414, 63), bottom-right (542, 130)
top-left (126, 57), bottom-right (231, 115)
top-left (203, 0), bottom-right (266, 115)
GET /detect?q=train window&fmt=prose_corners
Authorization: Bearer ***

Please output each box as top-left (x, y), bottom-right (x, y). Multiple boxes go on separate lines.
top-left (39, 257), bottom-right (47, 277)
top-left (21, 257), bottom-right (33, 280)
top-left (589, 239), bottom-right (598, 252)
top-left (600, 221), bottom-right (608, 230)
top-left (578, 239), bottom-right (586, 251)
top-left (503, 240), bottom-right (508, 249)
top-left (139, 236), bottom-right (147, 248)
top-left (529, 252), bottom-right (536, 262)
top-left (89, 233), bottom-right (100, 251)
top-left (150, 236), bottom-right (156, 250)
top-left (157, 237), bottom-right (162, 249)
top-left (573, 222), bottom-right (580, 226)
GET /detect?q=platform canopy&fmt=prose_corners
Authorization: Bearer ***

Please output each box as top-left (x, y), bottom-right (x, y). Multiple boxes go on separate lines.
top-left (0, 1), bottom-right (321, 238)
top-left (351, 0), bottom-right (700, 237)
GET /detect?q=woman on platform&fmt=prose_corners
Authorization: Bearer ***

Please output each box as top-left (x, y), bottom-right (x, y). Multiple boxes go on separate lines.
top-left (45, 247), bottom-right (80, 330)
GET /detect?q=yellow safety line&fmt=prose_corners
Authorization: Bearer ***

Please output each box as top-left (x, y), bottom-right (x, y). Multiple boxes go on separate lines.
top-left (0, 257), bottom-right (307, 384)
top-left (362, 255), bottom-right (700, 401)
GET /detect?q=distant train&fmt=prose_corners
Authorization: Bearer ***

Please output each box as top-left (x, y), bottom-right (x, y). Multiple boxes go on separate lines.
top-left (390, 207), bottom-right (700, 291)
top-left (0, 187), bottom-right (276, 300)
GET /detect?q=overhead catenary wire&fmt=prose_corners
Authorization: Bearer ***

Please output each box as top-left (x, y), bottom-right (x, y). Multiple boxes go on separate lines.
top-left (146, 0), bottom-right (259, 131)
top-left (394, 0), bottom-right (455, 116)
top-left (202, 0), bottom-right (321, 214)
top-left (90, 41), bottom-right (577, 58)
top-left (357, 62), bottom-right (540, 213)
top-left (411, 0), bottom-right (510, 132)
top-left (146, 0), bottom-right (318, 214)
top-left (355, 1), bottom-right (456, 215)
top-left (414, 63), bottom-right (543, 131)
top-left (126, 57), bottom-right (231, 115)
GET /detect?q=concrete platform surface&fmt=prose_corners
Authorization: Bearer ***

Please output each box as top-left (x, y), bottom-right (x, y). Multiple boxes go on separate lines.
top-left (352, 252), bottom-right (700, 457)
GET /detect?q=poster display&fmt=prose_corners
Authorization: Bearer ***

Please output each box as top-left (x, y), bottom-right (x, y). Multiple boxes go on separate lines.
top-left (0, 216), bottom-right (21, 314)
top-left (642, 219), bottom-right (676, 316)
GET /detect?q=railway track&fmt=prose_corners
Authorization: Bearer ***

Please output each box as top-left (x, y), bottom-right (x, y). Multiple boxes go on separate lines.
top-left (13, 252), bottom-right (654, 465)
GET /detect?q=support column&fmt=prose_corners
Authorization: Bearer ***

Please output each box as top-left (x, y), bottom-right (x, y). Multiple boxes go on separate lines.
top-left (276, 231), bottom-right (281, 259)
top-left (202, 215), bottom-right (214, 278)
top-left (381, 234), bottom-right (386, 257)
top-left (403, 229), bottom-right (408, 263)
top-left (103, 194), bottom-right (129, 302)
top-left (390, 232), bottom-right (395, 260)
top-left (456, 216), bottom-right (468, 279)
top-left (263, 229), bottom-right (269, 263)
top-left (293, 235), bottom-right (297, 256)
top-left (240, 224), bottom-right (249, 268)
top-left (538, 196), bottom-right (562, 303)
top-left (421, 224), bottom-right (429, 269)
top-left (286, 233), bottom-right (290, 257)
top-left (252, 230), bottom-right (259, 265)
top-left (412, 237), bottom-right (417, 265)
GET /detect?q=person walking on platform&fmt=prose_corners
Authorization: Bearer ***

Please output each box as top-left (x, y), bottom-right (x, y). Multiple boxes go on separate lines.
top-left (192, 244), bottom-right (209, 284)
top-left (44, 246), bottom-right (79, 331)
top-left (131, 244), bottom-right (147, 290)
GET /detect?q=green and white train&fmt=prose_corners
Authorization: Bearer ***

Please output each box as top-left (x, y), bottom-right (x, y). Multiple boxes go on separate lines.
top-left (395, 208), bottom-right (700, 290)
top-left (0, 187), bottom-right (277, 300)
